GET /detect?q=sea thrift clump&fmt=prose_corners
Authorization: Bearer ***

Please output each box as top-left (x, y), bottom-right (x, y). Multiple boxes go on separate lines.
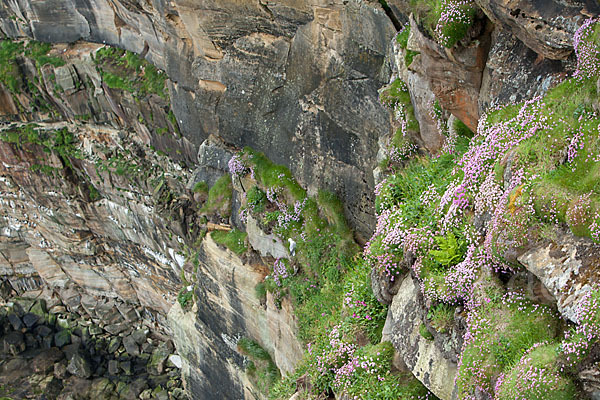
top-left (566, 193), bottom-right (593, 236)
top-left (573, 18), bottom-right (600, 80)
top-left (227, 154), bottom-right (250, 178)
top-left (495, 343), bottom-right (575, 400)
top-left (435, 0), bottom-right (477, 48)
top-left (561, 287), bottom-right (600, 366)
top-left (388, 140), bottom-right (417, 164)
top-left (272, 258), bottom-right (289, 287)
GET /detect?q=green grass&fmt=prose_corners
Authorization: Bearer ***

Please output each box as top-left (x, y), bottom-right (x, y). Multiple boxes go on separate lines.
top-left (243, 147), bottom-right (306, 201)
top-left (456, 295), bottom-right (561, 398)
top-left (95, 46), bottom-right (168, 99)
top-left (427, 303), bottom-right (455, 333)
top-left (211, 229), bottom-right (247, 255)
top-left (379, 78), bottom-right (420, 143)
top-left (193, 181), bottom-right (208, 194)
top-left (496, 344), bottom-right (577, 400)
top-left (0, 40), bottom-right (65, 95)
top-left (0, 125), bottom-right (81, 171)
top-left (246, 185), bottom-right (267, 214)
top-left (420, 323), bottom-right (434, 340)
top-left (177, 288), bottom-right (193, 309)
top-left (24, 41), bottom-right (65, 69)
top-left (407, 0), bottom-right (477, 47)
top-left (486, 77), bottom-right (600, 240)
top-left (238, 338), bottom-right (280, 395)
top-left (396, 25), bottom-right (420, 67)
top-left (0, 40), bottom-right (24, 93)
top-left (200, 174), bottom-right (233, 217)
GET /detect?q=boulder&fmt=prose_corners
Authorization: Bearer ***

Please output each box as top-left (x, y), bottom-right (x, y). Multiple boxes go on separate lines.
top-left (67, 351), bottom-right (94, 378)
top-left (123, 334), bottom-right (140, 356)
top-left (148, 342), bottom-right (171, 375)
top-left (7, 313), bottom-right (23, 331)
top-left (474, 0), bottom-right (600, 59)
top-left (387, 275), bottom-right (458, 400)
top-left (108, 359), bottom-right (119, 376)
top-left (54, 329), bottom-right (71, 348)
top-left (518, 229), bottom-right (600, 322)
top-left (3, 331), bottom-right (25, 355)
top-left (32, 347), bottom-right (64, 373)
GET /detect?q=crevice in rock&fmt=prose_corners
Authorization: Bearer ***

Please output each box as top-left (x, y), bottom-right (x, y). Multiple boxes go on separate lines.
top-left (377, 0), bottom-right (402, 31)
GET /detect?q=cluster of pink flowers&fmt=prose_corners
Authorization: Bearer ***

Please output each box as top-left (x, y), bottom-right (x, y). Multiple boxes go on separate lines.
top-left (343, 285), bottom-right (372, 321)
top-left (228, 154), bottom-right (249, 178)
top-left (494, 342), bottom-right (565, 399)
top-left (573, 18), bottom-right (600, 80)
top-left (388, 140), bottom-right (417, 164)
top-left (265, 186), bottom-right (307, 232)
top-left (561, 287), bottom-right (600, 365)
top-left (434, 0), bottom-right (476, 48)
top-left (272, 258), bottom-right (289, 287)
top-left (566, 193), bottom-right (593, 232)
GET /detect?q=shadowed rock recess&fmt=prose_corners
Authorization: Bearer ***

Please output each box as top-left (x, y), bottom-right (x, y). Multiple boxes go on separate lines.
top-left (0, 0), bottom-right (600, 399)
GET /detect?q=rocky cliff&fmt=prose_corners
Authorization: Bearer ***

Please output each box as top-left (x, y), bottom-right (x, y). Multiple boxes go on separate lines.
top-left (0, 0), bottom-right (599, 399)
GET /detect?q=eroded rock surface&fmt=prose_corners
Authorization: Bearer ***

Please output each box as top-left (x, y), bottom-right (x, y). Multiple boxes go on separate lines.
top-left (387, 275), bottom-right (458, 400)
top-left (474, 0), bottom-right (600, 60)
top-left (518, 230), bottom-right (600, 323)
top-left (0, 0), bottom-right (396, 239)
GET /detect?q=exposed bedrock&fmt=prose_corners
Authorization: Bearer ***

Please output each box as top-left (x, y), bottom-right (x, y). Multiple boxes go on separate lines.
top-left (0, 0), bottom-right (396, 240)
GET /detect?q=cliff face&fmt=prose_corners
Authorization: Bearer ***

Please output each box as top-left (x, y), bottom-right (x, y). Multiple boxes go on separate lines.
top-left (0, 0), bottom-right (395, 240)
top-left (0, 0), bottom-right (599, 399)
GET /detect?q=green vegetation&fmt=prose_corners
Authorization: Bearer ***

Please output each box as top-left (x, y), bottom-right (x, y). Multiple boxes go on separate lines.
top-left (452, 117), bottom-right (474, 138)
top-left (456, 294), bottom-right (561, 398)
top-left (200, 175), bottom-right (233, 218)
top-left (193, 181), bottom-right (208, 194)
top-left (246, 185), bottom-right (267, 214)
top-left (396, 24), bottom-right (420, 67)
top-left (24, 41), bottom-right (65, 70)
top-left (0, 41), bottom-right (24, 92)
top-left (427, 303), bottom-right (455, 333)
top-left (211, 229), bottom-right (247, 255)
top-left (419, 323), bottom-right (434, 340)
top-left (94, 46), bottom-right (168, 99)
top-left (407, 0), bottom-right (477, 48)
top-left (226, 148), bottom-right (432, 399)
top-left (0, 124), bottom-right (82, 173)
top-left (496, 344), bottom-right (576, 400)
top-left (177, 288), bottom-right (193, 309)
top-left (483, 77), bottom-right (600, 242)
top-left (242, 148), bottom-right (306, 201)
top-left (238, 338), bottom-right (280, 395)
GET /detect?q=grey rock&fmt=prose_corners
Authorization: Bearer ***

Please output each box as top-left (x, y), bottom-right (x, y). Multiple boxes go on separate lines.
top-left (54, 360), bottom-right (68, 379)
top-left (29, 300), bottom-right (47, 317)
top-left (246, 215), bottom-right (289, 259)
top-left (67, 351), bottom-right (94, 378)
top-left (120, 377), bottom-right (148, 399)
top-left (62, 342), bottom-right (81, 360)
top-left (89, 377), bottom-right (115, 399)
top-left (148, 342), bottom-right (171, 375)
top-left (35, 324), bottom-right (53, 337)
top-left (518, 229), bottom-right (600, 322)
top-left (107, 337), bottom-right (121, 354)
top-left (108, 359), bottom-right (119, 376)
top-left (7, 313), bottom-right (23, 331)
top-left (32, 347), bottom-right (64, 373)
top-left (120, 360), bottom-right (132, 376)
top-left (123, 334), bottom-right (140, 356)
top-left (168, 354), bottom-right (183, 369)
top-left (388, 275), bottom-right (458, 399)
top-left (3, 331), bottom-right (25, 355)
top-left (54, 329), bottom-right (71, 348)
top-left (131, 328), bottom-right (148, 345)
top-left (580, 367), bottom-right (600, 400)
